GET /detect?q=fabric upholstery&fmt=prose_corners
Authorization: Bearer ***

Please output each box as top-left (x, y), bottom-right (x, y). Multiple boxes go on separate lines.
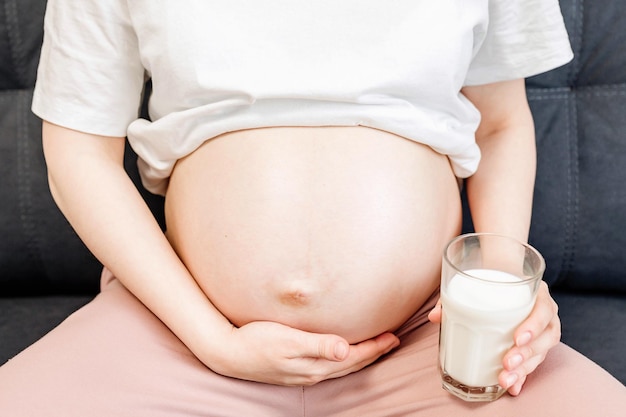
top-left (526, 1), bottom-right (626, 291)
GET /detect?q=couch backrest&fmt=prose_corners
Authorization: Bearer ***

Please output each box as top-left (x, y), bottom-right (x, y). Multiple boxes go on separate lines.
top-left (523, 0), bottom-right (626, 292)
top-left (1, 0), bottom-right (625, 295)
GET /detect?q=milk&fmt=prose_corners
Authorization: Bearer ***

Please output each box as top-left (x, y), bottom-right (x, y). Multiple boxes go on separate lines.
top-left (439, 269), bottom-right (535, 388)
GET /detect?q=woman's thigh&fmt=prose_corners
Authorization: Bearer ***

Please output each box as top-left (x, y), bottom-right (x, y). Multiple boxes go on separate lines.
top-left (0, 269), bottom-right (302, 417)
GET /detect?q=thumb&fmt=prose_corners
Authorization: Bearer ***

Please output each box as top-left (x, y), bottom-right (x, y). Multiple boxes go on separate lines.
top-left (299, 333), bottom-right (350, 361)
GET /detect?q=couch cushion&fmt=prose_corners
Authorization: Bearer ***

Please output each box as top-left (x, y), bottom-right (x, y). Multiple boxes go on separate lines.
top-left (552, 291), bottom-right (626, 385)
top-left (0, 295), bottom-right (92, 365)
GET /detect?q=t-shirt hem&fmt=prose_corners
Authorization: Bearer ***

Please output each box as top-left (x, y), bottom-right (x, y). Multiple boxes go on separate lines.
top-left (463, 49), bottom-right (574, 87)
top-left (32, 98), bottom-right (133, 138)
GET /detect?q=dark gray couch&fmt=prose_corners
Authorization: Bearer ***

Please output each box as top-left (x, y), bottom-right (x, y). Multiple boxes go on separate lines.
top-left (1, 0), bottom-right (625, 387)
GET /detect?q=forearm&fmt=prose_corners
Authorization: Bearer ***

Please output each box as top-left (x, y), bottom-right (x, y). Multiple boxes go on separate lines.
top-left (43, 121), bottom-right (233, 359)
top-left (465, 120), bottom-right (536, 242)
top-left (463, 80), bottom-right (537, 243)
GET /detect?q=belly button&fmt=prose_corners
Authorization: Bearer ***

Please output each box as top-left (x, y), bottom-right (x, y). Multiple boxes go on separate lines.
top-left (279, 290), bottom-right (311, 307)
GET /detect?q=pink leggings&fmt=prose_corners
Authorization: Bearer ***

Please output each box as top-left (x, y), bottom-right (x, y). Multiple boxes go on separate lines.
top-left (1, 268), bottom-right (624, 416)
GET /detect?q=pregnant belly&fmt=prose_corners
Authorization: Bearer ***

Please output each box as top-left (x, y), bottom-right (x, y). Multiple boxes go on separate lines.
top-left (165, 126), bottom-right (462, 343)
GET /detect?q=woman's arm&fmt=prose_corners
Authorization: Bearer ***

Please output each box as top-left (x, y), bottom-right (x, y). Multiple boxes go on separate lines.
top-left (42, 121), bottom-right (398, 386)
top-left (462, 80), bottom-right (536, 242)
top-left (42, 121), bottom-right (234, 362)
top-left (462, 79), bottom-right (561, 396)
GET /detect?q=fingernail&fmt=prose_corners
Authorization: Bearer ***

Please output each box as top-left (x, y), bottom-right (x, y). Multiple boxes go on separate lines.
top-left (334, 343), bottom-right (348, 360)
top-left (516, 332), bottom-right (532, 346)
top-left (508, 354), bottom-right (523, 369)
top-left (505, 373), bottom-right (518, 389)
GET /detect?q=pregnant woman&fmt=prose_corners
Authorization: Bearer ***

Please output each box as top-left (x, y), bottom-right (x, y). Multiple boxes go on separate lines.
top-left (1, 1), bottom-right (625, 416)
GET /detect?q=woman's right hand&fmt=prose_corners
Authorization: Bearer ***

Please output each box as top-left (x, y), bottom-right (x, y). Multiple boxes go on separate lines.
top-left (207, 321), bottom-right (400, 386)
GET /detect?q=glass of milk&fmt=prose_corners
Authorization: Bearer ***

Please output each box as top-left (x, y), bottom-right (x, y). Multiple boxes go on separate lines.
top-left (438, 233), bottom-right (545, 402)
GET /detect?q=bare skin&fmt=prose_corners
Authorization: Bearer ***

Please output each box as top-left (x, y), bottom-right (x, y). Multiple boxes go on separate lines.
top-left (165, 126), bottom-right (462, 344)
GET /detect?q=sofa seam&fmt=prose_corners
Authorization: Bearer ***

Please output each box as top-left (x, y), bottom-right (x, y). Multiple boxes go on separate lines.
top-left (577, 87), bottom-right (626, 97)
top-left (527, 84), bottom-right (626, 102)
top-left (570, 91), bottom-right (580, 284)
top-left (572, 0), bottom-right (585, 86)
top-left (527, 92), bottom-right (571, 102)
top-left (15, 89), bottom-right (46, 280)
top-left (554, 94), bottom-right (571, 286)
top-left (558, 91), bottom-right (580, 287)
top-left (3, 0), bottom-right (28, 88)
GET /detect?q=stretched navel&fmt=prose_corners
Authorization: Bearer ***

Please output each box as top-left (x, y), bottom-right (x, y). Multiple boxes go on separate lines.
top-left (279, 289), bottom-right (311, 306)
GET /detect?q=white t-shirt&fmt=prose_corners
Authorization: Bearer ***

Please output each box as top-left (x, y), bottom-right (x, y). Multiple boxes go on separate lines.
top-left (32, 0), bottom-right (573, 196)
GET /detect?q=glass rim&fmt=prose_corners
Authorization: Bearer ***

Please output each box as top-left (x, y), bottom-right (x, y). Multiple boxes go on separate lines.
top-left (443, 232), bottom-right (546, 285)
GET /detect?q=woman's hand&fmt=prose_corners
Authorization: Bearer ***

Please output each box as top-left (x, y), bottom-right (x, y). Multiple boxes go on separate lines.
top-left (499, 280), bottom-right (561, 395)
top-left (428, 280), bottom-right (561, 396)
top-left (208, 321), bottom-right (400, 386)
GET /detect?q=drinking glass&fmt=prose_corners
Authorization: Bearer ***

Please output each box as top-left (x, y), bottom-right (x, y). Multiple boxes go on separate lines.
top-left (438, 233), bottom-right (545, 402)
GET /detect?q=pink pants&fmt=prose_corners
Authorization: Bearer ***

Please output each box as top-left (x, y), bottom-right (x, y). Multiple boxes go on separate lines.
top-left (1, 268), bottom-right (624, 416)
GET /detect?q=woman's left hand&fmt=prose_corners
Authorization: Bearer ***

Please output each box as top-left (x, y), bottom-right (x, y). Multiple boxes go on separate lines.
top-left (498, 280), bottom-right (561, 395)
top-left (428, 280), bottom-right (561, 396)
